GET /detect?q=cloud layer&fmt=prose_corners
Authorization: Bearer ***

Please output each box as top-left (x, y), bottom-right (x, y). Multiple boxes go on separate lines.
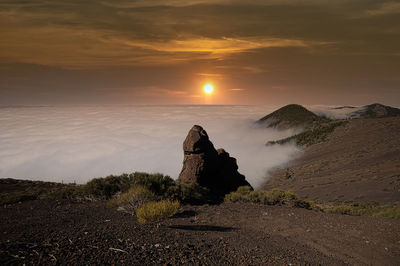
top-left (0, 105), bottom-right (300, 188)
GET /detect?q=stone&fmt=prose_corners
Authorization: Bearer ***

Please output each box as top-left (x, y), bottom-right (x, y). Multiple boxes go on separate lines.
top-left (178, 125), bottom-right (252, 194)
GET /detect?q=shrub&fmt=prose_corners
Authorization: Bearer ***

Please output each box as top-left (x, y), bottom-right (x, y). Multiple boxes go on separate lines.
top-left (224, 186), bottom-right (311, 209)
top-left (130, 172), bottom-right (175, 196)
top-left (136, 200), bottom-right (180, 224)
top-left (83, 174), bottom-right (134, 199)
top-left (324, 203), bottom-right (400, 219)
top-left (46, 185), bottom-right (85, 200)
top-left (224, 186), bottom-right (252, 203)
top-left (82, 172), bottom-right (175, 199)
top-left (171, 181), bottom-right (211, 204)
top-left (0, 191), bottom-right (38, 205)
top-left (108, 185), bottom-right (157, 214)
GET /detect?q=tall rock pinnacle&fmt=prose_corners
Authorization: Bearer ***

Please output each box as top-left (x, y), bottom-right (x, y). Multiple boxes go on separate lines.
top-left (178, 125), bottom-right (252, 194)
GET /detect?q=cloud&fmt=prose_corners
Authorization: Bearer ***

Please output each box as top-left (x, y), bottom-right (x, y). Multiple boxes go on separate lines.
top-left (145, 87), bottom-right (190, 96)
top-left (0, 23), bottom-right (325, 68)
top-left (0, 105), bottom-right (300, 188)
top-left (123, 37), bottom-right (321, 54)
top-left (196, 73), bottom-right (224, 79)
top-left (364, 2), bottom-right (400, 16)
top-left (100, 0), bottom-right (233, 8)
top-left (308, 105), bottom-right (365, 119)
top-left (100, 0), bottom-right (359, 8)
top-left (0, 0), bottom-right (334, 68)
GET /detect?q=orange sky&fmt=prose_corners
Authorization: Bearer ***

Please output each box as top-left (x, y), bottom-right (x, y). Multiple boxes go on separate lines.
top-left (0, 0), bottom-right (399, 106)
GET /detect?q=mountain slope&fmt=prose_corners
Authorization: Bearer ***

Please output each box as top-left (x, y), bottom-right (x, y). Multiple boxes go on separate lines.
top-left (263, 116), bottom-right (400, 204)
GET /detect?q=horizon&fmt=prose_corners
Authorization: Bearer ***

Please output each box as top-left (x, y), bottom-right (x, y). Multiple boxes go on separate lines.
top-left (1, 0), bottom-right (399, 106)
top-left (1, 102), bottom-right (399, 109)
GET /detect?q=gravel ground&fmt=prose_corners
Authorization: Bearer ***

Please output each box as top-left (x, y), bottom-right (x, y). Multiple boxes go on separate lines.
top-left (1, 199), bottom-right (399, 265)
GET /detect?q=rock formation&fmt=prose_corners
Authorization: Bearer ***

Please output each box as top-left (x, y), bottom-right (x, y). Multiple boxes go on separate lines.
top-left (178, 125), bottom-right (252, 194)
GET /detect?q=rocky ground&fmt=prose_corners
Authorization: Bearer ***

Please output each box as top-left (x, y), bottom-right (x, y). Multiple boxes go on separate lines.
top-left (1, 197), bottom-right (399, 265)
top-left (264, 117), bottom-right (400, 204)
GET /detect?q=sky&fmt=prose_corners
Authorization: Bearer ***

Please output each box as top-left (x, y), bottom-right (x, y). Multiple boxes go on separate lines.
top-left (1, 0), bottom-right (399, 106)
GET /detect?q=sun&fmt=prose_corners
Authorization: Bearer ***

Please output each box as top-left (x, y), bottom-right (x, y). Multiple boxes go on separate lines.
top-left (203, 83), bottom-right (214, 94)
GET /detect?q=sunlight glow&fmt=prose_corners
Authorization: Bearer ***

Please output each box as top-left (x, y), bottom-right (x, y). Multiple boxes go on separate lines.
top-left (203, 83), bottom-right (214, 94)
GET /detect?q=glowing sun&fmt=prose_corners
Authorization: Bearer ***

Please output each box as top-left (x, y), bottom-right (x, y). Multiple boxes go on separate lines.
top-left (203, 83), bottom-right (214, 94)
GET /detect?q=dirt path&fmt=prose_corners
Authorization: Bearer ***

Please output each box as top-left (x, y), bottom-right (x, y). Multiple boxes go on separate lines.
top-left (1, 200), bottom-right (399, 265)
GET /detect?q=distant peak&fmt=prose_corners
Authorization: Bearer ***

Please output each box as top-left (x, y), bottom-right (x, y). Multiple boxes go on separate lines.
top-left (258, 104), bottom-right (325, 130)
top-left (346, 103), bottom-right (400, 119)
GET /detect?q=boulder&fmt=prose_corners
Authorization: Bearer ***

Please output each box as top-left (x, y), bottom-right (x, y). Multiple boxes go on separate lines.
top-left (178, 125), bottom-right (252, 194)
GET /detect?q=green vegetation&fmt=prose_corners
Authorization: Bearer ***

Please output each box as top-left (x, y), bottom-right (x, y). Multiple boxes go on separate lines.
top-left (323, 202), bottom-right (400, 219)
top-left (0, 178), bottom-right (78, 205)
top-left (106, 178), bottom-right (210, 223)
top-left (108, 180), bottom-right (210, 214)
top-left (83, 174), bottom-right (134, 198)
top-left (266, 120), bottom-right (348, 147)
top-left (2, 174), bottom-right (209, 224)
top-left (0, 172), bottom-right (175, 204)
top-left (0, 190), bottom-right (39, 205)
top-left (5, 174), bottom-right (399, 222)
top-left (129, 172), bottom-right (175, 196)
top-left (82, 172), bottom-right (174, 199)
top-left (225, 186), bottom-right (400, 219)
top-left (108, 185), bottom-right (157, 214)
top-left (224, 186), bottom-right (313, 209)
top-left (167, 181), bottom-right (211, 204)
top-left (258, 104), bottom-right (326, 129)
top-left (136, 200), bottom-right (180, 224)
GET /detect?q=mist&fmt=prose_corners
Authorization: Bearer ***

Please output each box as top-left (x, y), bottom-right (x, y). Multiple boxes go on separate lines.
top-left (308, 105), bottom-right (365, 120)
top-left (0, 105), bottom-right (300, 188)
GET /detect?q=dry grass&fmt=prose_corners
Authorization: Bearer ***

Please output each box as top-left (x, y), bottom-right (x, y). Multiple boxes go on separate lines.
top-left (136, 200), bottom-right (180, 224)
top-left (108, 185), bottom-right (157, 214)
top-left (323, 203), bottom-right (400, 219)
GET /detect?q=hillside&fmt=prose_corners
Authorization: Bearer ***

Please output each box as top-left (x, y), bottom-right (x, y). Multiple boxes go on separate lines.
top-left (349, 103), bottom-right (400, 118)
top-left (263, 116), bottom-right (400, 204)
top-left (258, 104), bottom-right (325, 130)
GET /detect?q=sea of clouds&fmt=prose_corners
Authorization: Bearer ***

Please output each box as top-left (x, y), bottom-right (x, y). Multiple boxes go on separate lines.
top-left (0, 105), bottom-right (303, 188)
top-left (308, 105), bottom-right (365, 119)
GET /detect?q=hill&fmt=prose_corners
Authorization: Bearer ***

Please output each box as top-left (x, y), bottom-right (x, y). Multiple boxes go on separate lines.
top-left (349, 103), bottom-right (400, 118)
top-left (263, 116), bottom-right (400, 204)
top-left (258, 104), bottom-right (326, 130)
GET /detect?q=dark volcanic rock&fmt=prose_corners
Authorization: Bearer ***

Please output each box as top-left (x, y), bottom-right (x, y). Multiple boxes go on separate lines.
top-left (178, 125), bottom-right (252, 194)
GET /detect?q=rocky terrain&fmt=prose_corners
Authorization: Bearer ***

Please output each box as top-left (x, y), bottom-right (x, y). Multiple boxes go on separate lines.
top-left (1, 195), bottom-right (399, 265)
